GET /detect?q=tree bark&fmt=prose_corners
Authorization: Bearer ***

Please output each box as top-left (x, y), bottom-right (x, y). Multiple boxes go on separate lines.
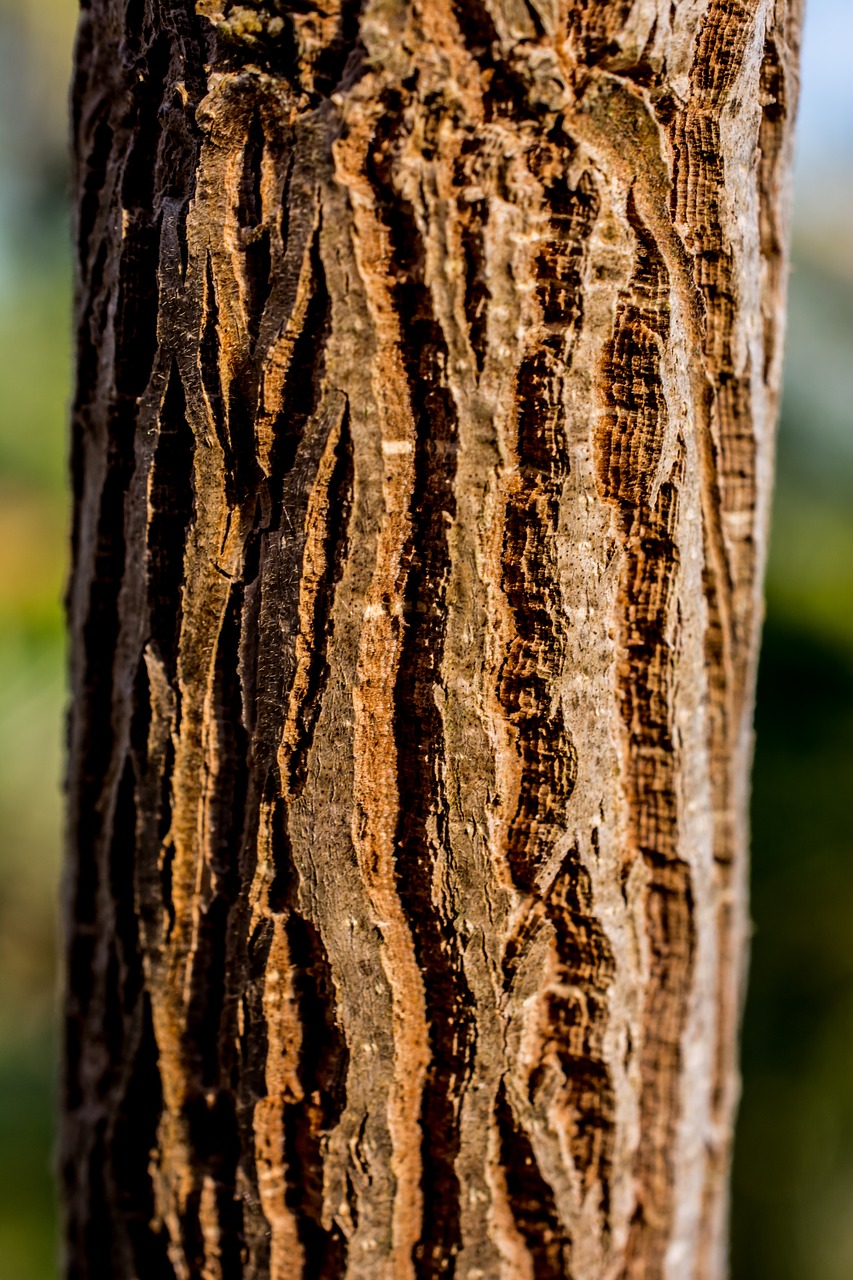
top-left (63, 1), bottom-right (801, 1276)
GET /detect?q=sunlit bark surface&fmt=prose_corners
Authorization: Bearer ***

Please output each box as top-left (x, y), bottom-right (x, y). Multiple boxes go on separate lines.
top-left (64, 1), bottom-right (801, 1276)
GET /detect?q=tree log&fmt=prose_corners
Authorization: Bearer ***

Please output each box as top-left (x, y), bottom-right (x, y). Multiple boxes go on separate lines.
top-left (63, 0), bottom-right (801, 1276)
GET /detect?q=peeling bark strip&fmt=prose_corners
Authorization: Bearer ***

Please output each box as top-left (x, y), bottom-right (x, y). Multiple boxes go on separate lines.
top-left (64, 1), bottom-right (801, 1277)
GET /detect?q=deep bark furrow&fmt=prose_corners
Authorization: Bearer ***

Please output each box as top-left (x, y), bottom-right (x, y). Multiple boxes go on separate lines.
top-left (148, 361), bottom-right (196, 676)
top-left (495, 1080), bottom-right (571, 1280)
top-left (281, 896), bottom-right (350, 1278)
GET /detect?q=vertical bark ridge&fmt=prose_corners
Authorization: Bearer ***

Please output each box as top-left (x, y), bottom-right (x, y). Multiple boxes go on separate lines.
top-left (670, 0), bottom-right (760, 684)
top-left (669, 6), bottom-right (802, 1273)
top-left (241, 395), bottom-right (353, 1277)
top-left (335, 96), bottom-right (432, 1277)
top-left (494, 146), bottom-right (621, 1276)
top-left (497, 153), bottom-right (596, 890)
top-left (277, 400), bottom-right (354, 798)
top-left (597, 196), bottom-right (695, 1279)
top-left (379, 163), bottom-right (475, 1279)
top-left (66, 2), bottom-right (801, 1276)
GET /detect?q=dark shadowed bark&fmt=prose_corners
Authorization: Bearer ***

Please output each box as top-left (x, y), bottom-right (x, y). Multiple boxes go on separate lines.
top-left (63, 1), bottom-right (801, 1276)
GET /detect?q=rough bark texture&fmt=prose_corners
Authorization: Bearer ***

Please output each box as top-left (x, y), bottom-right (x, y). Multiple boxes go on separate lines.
top-left (64, 1), bottom-right (801, 1277)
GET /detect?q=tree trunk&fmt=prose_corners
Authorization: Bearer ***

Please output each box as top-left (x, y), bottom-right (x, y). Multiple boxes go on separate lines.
top-left (63, 1), bottom-right (801, 1276)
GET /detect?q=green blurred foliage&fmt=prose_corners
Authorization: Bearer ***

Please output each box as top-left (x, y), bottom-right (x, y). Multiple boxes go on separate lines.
top-left (0, 0), bottom-right (74, 1271)
top-left (0, 0), bottom-right (851, 1277)
top-left (0, 250), bottom-right (68, 1280)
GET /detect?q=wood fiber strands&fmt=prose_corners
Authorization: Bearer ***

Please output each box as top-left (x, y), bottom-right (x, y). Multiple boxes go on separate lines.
top-left (64, 1), bottom-right (801, 1277)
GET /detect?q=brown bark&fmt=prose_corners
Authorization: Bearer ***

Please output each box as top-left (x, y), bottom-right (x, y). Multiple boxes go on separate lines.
top-left (63, 1), bottom-right (801, 1277)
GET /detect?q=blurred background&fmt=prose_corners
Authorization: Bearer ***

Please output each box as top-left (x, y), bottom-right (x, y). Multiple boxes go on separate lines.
top-left (0, 1), bottom-right (850, 1276)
